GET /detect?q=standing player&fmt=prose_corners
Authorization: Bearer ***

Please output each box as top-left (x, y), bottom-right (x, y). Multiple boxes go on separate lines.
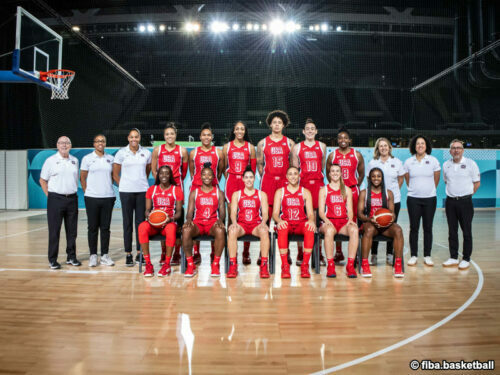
top-left (273, 167), bottom-right (316, 279)
top-left (182, 164), bottom-right (226, 277)
top-left (227, 166), bottom-right (270, 278)
top-left (222, 121), bottom-right (256, 265)
top-left (189, 123), bottom-right (224, 264)
top-left (257, 110), bottom-right (295, 265)
top-left (150, 122), bottom-right (188, 267)
top-left (291, 118), bottom-right (326, 266)
top-left (326, 128), bottom-right (365, 264)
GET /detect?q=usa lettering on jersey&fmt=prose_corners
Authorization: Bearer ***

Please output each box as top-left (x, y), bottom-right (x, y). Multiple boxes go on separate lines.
top-left (200, 155), bottom-right (213, 164)
top-left (162, 154), bottom-right (176, 163)
top-left (232, 151), bottom-right (245, 160)
top-left (242, 200), bottom-right (256, 208)
top-left (286, 197), bottom-right (301, 206)
top-left (200, 197), bottom-right (214, 206)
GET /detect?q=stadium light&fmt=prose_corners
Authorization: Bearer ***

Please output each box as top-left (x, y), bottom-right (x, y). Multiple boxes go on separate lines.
top-left (185, 22), bottom-right (200, 32)
top-left (262, 24), bottom-right (268, 31)
top-left (309, 25), bottom-right (314, 31)
top-left (253, 23), bottom-right (260, 31)
top-left (159, 24), bottom-right (166, 32)
top-left (285, 21), bottom-right (297, 33)
top-left (232, 23), bottom-right (240, 31)
top-left (320, 23), bottom-right (328, 32)
top-left (72, 26), bottom-right (80, 32)
top-left (147, 24), bottom-right (156, 33)
top-left (138, 24), bottom-right (146, 32)
top-left (269, 19), bottom-right (284, 35)
top-left (246, 22), bottom-right (252, 30)
top-left (336, 25), bottom-right (342, 31)
top-left (210, 21), bottom-right (229, 33)
top-left (314, 24), bottom-right (320, 31)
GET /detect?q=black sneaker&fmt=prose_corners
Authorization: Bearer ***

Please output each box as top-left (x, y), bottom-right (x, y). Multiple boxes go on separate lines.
top-left (135, 253), bottom-right (145, 265)
top-left (50, 261), bottom-right (61, 269)
top-left (126, 253), bottom-right (134, 267)
top-left (66, 258), bottom-right (81, 266)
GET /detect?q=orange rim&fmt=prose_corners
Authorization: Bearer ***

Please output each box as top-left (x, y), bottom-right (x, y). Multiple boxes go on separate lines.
top-left (45, 69), bottom-right (75, 79)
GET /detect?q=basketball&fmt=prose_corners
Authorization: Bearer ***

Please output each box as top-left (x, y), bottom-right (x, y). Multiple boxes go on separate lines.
top-left (148, 209), bottom-right (168, 227)
top-left (373, 208), bottom-right (393, 228)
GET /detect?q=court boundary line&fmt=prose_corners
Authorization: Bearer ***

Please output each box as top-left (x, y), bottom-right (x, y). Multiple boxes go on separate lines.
top-left (311, 246), bottom-right (484, 374)
top-left (0, 226), bottom-right (47, 239)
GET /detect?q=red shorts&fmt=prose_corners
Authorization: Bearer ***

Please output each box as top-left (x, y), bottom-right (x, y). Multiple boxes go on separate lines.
top-left (301, 179), bottom-right (323, 210)
top-left (260, 173), bottom-right (287, 211)
top-left (323, 218), bottom-right (348, 233)
top-left (193, 219), bottom-right (218, 235)
top-left (276, 221), bottom-right (315, 249)
top-left (138, 221), bottom-right (177, 247)
top-left (225, 174), bottom-right (245, 203)
top-left (238, 221), bottom-right (260, 235)
top-left (350, 185), bottom-right (359, 220)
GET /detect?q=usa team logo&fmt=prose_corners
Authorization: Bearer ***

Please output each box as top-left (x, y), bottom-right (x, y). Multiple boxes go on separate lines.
top-left (425, 161), bottom-right (429, 164)
top-left (461, 164), bottom-right (466, 169)
top-left (391, 164), bottom-right (395, 168)
top-left (71, 161), bottom-right (76, 165)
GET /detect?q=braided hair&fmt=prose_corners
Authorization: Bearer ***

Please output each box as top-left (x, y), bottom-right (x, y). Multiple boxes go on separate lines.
top-left (365, 167), bottom-right (388, 217)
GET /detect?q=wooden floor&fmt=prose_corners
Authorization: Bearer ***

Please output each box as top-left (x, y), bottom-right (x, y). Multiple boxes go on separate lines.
top-left (0, 209), bottom-right (499, 374)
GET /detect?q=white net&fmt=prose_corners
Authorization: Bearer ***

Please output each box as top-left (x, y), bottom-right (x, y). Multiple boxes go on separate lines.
top-left (46, 70), bottom-right (75, 100)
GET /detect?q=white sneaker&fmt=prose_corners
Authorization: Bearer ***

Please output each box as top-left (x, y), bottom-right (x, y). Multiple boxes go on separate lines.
top-left (407, 256), bottom-right (418, 266)
top-left (89, 254), bottom-right (98, 267)
top-left (369, 254), bottom-right (377, 266)
top-left (458, 260), bottom-right (470, 270)
top-left (424, 256), bottom-right (434, 266)
top-left (100, 254), bottom-right (115, 266)
top-left (442, 258), bottom-right (459, 267)
top-left (386, 254), bottom-right (394, 265)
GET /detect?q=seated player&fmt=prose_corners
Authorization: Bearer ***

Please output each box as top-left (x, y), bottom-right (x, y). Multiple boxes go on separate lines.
top-left (227, 166), bottom-right (270, 278)
top-left (358, 168), bottom-right (405, 278)
top-left (138, 165), bottom-right (183, 277)
top-left (182, 163), bottom-right (226, 277)
top-left (272, 166), bottom-right (316, 279)
top-left (318, 164), bottom-right (359, 278)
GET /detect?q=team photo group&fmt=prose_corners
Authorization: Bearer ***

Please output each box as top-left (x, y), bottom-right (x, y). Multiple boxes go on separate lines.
top-left (40, 109), bottom-right (480, 281)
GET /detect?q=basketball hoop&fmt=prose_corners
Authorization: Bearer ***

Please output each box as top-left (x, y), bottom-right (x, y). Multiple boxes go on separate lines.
top-left (40, 69), bottom-right (75, 100)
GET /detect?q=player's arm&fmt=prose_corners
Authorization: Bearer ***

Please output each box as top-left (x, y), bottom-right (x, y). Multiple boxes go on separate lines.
top-left (173, 200), bottom-right (183, 222)
top-left (112, 163), bottom-right (121, 186)
top-left (357, 190), bottom-right (369, 223)
top-left (320, 142), bottom-right (327, 171)
top-left (317, 187), bottom-right (329, 225)
top-left (290, 144), bottom-right (299, 168)
top-left (345, 186), bottom-right (354, 223)
top-left (217, 148), bottom-right (224, 182)
top-left (325, 152), bottom-right (334, 181)
top-left (180, 146), bottom-right (189, 181)
top-left (222, 143), bottom-right (229, 179)
top-left (434, 170), bottom-right (440, 187)
top-left (272, 189), bottom-right (283, 225)
top-left (260, 192), bottom-right (269, 223)
top-left (39, 178), bottom-right (49, 196)
top-left (387, 190), bottom-right (395, 222)
top-left (356, 150), bottom-right (365, 187)
top-left (146, 163), bottom-right (152, 180)
top-left (184, 190), bottom-right (196, 224)
top-left (304, 189), bottom-right (316, 232)
top-left (256, 139), bottom-right (264, 177)
top-left (145, 198), bottom-right (153, 221)
top-left (249, 143), bottom-right (257, 173)
top-left (229, 191), bottom-right (239, 224)
top-left (151, 146), bottom-right (159, 179)
top-left (80, 170), bottom-right (88, 193)
top-left (188, 149), bottom-right (196, 179)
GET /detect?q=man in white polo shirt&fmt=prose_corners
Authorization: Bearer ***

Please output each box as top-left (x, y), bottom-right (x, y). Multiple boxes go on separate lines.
top-left (40, 136), bottom-right (81, 269)
top-left (442, 139), bottom-right (480, 270)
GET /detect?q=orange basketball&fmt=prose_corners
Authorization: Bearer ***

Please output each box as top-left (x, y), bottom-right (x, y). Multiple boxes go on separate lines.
top-left (373, 208), bottom-right (393, 228)
top-left (148, 209), bottom-right (168, 227)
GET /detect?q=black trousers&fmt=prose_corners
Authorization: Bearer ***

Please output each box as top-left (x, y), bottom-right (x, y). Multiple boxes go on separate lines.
top-left (84, 196), bottom-right (115, 255)
top-left (371, 202), bottom-right (401, 255)
top-left (407, 196), bottom-right (437, 257)
top-left (445, 196), bottom-right (474, 261)
top-left (47, 192), bottom-right (78, 263)
top-left (119, 192), bottom-right (146, 253)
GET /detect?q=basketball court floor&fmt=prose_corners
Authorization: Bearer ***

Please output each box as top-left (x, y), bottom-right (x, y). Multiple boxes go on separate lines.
top-left (0, 208), bottom-right (498, 374)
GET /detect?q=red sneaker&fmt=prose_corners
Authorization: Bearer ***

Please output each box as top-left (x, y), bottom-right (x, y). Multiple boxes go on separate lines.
top-left (159, 252), bottom-right (166, 266)
top-left (170, 248), bottom-right (180, 266)
top-left (300, 264), bottom-right (310, 278)
top-left (210, 262), bottom-right (220, 277)
top-left (193, 251), bottom-right (201, 265)
top-left (346, 263), bottom-right (357, 278)
top-left (184, 263), bottom-right (197, 278)
top-left (334, 251), bottom-right (345, 264)
top-left (227, 262), bottom-right (238, 278)
top-left (394, 258), bottom-right (404, 278)
top-left (260, 260), bottom-right (270, 279)
top-left (326, 263), bottom-right (336, 278)
top-left (361, 260), bottom-right (372, 278)
top-left (242, 247), bottom-right (251, 265)
top-left (281, 264), bottom-right (291, 279)
top-left (158, 263), bottom-right (171, 277)
top-left (144, 263), bottom-right (154, 277)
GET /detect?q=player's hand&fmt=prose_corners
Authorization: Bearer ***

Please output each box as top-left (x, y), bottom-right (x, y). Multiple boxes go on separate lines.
top-left (214, 219), bottom-right (225, 229)
top-left (276, 220), bottom-right (288, 230)
top-left (256, 222), bottom-right (269, 232)
top-left (228, 223), bottom-right (241, 232)
top-left (183, 220), bottom-right (194, 229)
top-left (347, 219), bottom-right (357, 227)
top-left (306, 220), bottom-right (316, 232)
top-left (370, 217), bottom-right (380, 228)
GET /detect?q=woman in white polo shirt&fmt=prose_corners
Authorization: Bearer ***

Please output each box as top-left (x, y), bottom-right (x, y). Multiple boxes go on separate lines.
top-left (113, 128), bottom-right (152, 266)
top-left (404, 135), bottom-right (441, 267)
top-left (366, 137), bottom-right (405, 266)
top-left (80, 134), bottom-right (116, 267)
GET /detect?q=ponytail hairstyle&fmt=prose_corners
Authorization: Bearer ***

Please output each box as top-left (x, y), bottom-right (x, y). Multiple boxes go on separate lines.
top-left (155, 165), bottom-right (176, 186)
top-left (365, 167), bottom-right (387, 216)
top-left (329, 163), bottom-right (347, 201)
top-left (202, 161), bottom-right (214, 175)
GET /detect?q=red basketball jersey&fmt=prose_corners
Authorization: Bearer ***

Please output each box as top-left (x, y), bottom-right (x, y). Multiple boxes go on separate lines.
top-left (192, 146), bottom-right (219, 187)
top-left (297, 141), bottom-right (324, 181)
top-left (332, 148), bottom-right (359, 187)
top-left (325, 185), bottom-right (347, 219)
top-left (193, 187), bottom-right (219, 221)
top-left (280, 186), bottom-right (307, 222)
top-left (158, 144), bottom-right (183, 184)
top-left (237, 189), bottom-right (262, 225)
top-left (368, 190), bottom-right (384, 218)
top-left (146, 184), bottom-right (184, 217)
top-left (262, 136), bottom-right (291, 177)
top-left (226, 141), bottom-right (251, 176)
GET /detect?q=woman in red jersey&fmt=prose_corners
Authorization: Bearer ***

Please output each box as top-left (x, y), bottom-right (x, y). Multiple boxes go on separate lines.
top-left (150, 122), bottom-right (188, 267)
top-left (138, 166), bottom-right (183, 277)
top-left (227, 166), bottom-right (270, 279)
top-left (318, 164), bottom-right (359, 279)
top-left (357, 168), bottom-right (405, 279)
top-left (182, 164), bottom-right (226, 278)
top-left (223, 121), bottom-right (256, 265)
top-left (272, 166), bottom-right (316, 279)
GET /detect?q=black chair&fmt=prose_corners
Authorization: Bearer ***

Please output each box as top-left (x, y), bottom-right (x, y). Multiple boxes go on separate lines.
top-left (234, 233), bottom-right (273, 270)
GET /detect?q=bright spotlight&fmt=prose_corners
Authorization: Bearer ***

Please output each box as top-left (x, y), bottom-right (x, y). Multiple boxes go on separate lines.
top-left (269, 19), bottom-right (284, 35)
top-left (253, 23), bottom-right (260, 31)
top-left (320, 23), bottom-right (328, 32)
top-left (314, 24), bottom-right (320, 31)
top-left (71, 25), bottom-right (80, 32)
top-left (295, 24), bottom-right (302, 31)
top-left (232, 23), bottom-right (240, 31)
top-left (309, 25), bottom-right (314, 31)
top-left (262, 24), bottom-right (268, 31)
top-left (139, 24), bottom-right (146, 32)
top-left (246, 22), bottom-right (252, 30)
top-left (286, 21), bottom-right (296, 33)
top-left (147, 24), bottom-right (156, 33)
top-left (159, 24), bottom-right (166, 32)
top-left (210, 21), bottom-right (229, 33)
top-left (336, 25), bottom-right (342, 31)
top-left (185, 22), bottom-right (200, 32)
